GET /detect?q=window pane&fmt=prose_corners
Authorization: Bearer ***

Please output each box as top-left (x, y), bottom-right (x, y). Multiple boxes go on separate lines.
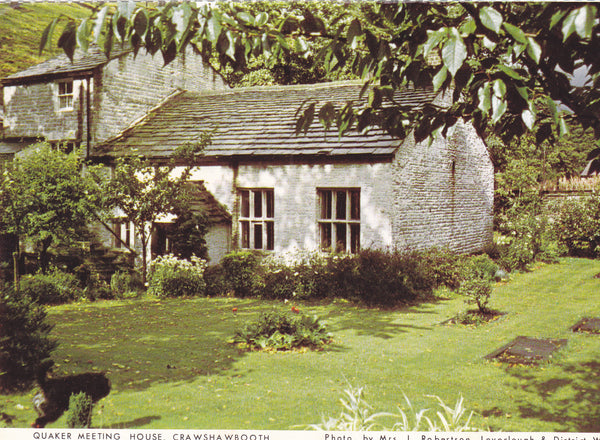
top-left (350, 224), bottom-right (360, 253)
top-left (320, 190), bottom-right (332, 219)
top-left (320, 223), bottom-right (332, 250)
top-left (266, 190), bottom-right (274, 218)
top-left (241, 190), bottom-right (250, 218)
top-left (254, 223), bottom-right (263, 249)
top-left (350, 190), bottom-right (360, 220)
top-left (266, 221), bottom-right (274, 250)
top-left (254, 190), bottom-right (262, 217)
top-left (241, 221), bottom-right (249, 248)
top-left (336, 191), bottom-right (346, 220)
top-left (335, 223), bottom-right (347, 252)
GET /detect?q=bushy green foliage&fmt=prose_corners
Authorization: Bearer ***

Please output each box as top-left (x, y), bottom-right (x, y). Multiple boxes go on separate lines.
top-left (0, 290), bottom-right (57, 391)
top-left (551, 193), bottom-right (600, 258)
top-left (65, 392), bottom-right (93, 428)
top-left (19, 270), bottom-right (82, 305)
top-left (110, 271), bottom-right (144, 299)
top-left (203, 264), bottom-right (229, 297)
top-left (308, 386), bottom-right (479, 432)
top-left (232, 310), bottom-right (332, 351)
top-left (213, 248), bottom-right (464, 307)
top-left (148, 255), bottom-right (207, 298)
top-left (457, 255), bottom-right (498, 313)
top-left (220, 251), bottom-right (263, 298)
top-left (494, 196), bottom-right (562, 271)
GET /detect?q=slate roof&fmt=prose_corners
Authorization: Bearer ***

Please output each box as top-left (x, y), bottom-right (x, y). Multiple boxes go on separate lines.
top-left (93, 82), bottom-right (438, 161)
top-left (187, 181), bottom-right (231, 223)
top-left (2, 45), bottom-right (132, 85)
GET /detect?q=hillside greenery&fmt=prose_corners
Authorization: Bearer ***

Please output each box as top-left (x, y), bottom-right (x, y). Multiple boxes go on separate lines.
top-left (0, 2), bottom-right (90, 79)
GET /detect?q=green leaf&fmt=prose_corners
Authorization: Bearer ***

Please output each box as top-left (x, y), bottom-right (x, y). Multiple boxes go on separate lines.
top-left (347, 19), bottom-right (362, 50)
top-left (432, 66), bottom-right (448, 91)
top-left (76, 19), bottom-right (90, 53)
top-left (492, 79), bottom-right (506, 98)
top-left (479, 6), bottom-right (503, 34)
top-left (460, 18), bottom-right (476, 36)
top-left (206, 15), bottom-right (222, 44)
top-left (423, 28), bottom-right (445, 57)
top-left (58, 21), bottom-right (77, 62)
top-left (368, 88), bottom-right (382, 109)
top-left (133, 9), bottom-right (148, 37)
top-left (521, 109), bottom-right (535, 130)
top-left (441, 28), bottom-right (467, 77)
top-left (318, 102), bottom-right (336, 132)
top-left (574, 5), bottom-right (595, 39)
top-left (497, 65), bottom-right (525, 81)
top-left (559, 116), bottom-right (570, 137)
top-left (255, 12), bottom-right (269, 27)
top-left (236, 11), bottom-right (254, 25)
top-left (491, 95), bottom-right (507, 123)
top-left (547, 96), bottom-right (559, 125)
top-left (93, 5), bottom-right (109, 44)
top-left (477, 83), bottom-right (492, 114)
top-left (526, 37), bottom-right (542, 63)
top-left (294, 37), bottom-right (308, 53)
top-left (503, 22), bottom-right (527, 44)
top-left (550, 10), bottom-right (568, 29)
top-left (481, 36), bottom-right (496, 51)
top-left (40, 17), bottom-right (60, 56)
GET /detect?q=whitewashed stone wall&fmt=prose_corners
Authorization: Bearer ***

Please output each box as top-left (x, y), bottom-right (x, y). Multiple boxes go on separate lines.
top-left (391, 121), bottom-right (494, 253)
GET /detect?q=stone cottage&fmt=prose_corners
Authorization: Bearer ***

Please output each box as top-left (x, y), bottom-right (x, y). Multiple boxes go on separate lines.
top-left (93, 82), bottom-right (494, 263)
top-left (2, 45), bottom-right (494, 269)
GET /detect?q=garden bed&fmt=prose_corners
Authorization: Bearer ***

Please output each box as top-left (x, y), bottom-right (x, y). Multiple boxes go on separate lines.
top-left (571, 317), bottom-right (600, 334)
top-left (485, 336), bottom-right (567, 365)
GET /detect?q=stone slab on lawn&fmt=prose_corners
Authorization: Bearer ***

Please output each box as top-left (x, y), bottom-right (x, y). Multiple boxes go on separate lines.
top-left (571, 317), bottom-right (600, 334)
top-left (485, 336), bottom-right (567, 365)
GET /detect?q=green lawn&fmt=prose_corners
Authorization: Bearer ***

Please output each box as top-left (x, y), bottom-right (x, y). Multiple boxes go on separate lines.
top-left (2, 258), bottom-right (600, 431)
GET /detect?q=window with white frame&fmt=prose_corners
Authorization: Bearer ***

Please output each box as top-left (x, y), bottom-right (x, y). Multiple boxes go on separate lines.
top-left (239, 189), bottom-right (274, 250)
top-left (57, 80), bottom-right (74, 110)
top-left (318, 188), bottom-right (360, 253)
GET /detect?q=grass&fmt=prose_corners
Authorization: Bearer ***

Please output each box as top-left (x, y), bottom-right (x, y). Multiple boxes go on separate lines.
top-left (0, 3), bottom-right (91, 79)
top-left (1, 258), bottom-right (600, 431)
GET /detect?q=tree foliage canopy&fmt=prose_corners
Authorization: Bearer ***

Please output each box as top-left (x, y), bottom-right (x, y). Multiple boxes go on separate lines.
top-left (42, 2), bottom-right (600, 151)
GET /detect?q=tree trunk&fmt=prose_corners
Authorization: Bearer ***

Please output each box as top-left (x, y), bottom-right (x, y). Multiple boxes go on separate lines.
top-left (39, 236), bottom-right (53, 274)
top-left (12, 250), bottom-right (19, 293)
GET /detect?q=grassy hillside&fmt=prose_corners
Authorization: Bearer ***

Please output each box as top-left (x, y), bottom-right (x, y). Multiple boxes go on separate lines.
top-left (0, 2), bottom-right (91, 79)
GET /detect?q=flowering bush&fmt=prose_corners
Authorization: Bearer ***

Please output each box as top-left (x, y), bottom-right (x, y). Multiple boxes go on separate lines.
top-left (148, 254), bottom-right (207, 297)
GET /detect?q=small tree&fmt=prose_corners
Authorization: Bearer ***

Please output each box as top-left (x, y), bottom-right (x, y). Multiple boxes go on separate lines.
top-left (0, 143), bottom-right (105, 288)
top-left (0, 290), bottom-right (58, 391)
top-left (104, 136), bottom-right (210, 283)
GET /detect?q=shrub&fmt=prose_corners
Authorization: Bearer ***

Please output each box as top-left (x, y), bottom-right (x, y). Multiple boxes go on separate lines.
top-left (219, 248), bottom-right (464, 306)
top-left (0, 289), bottom-right (58, 391)
top-left (110, 271), bottom-right (144, 299)
top-left (457, 255), bottom-right (498, 313)
top-left (458, 276), bottom-right (492, 313)
top-left (66, 392), bottom-right (93, 428)
top-left (220, 251), bottom-right (262, 297)
top-left (551, 193), bottom-right (600, 258)
top-left (19, 270), bottom-right (82, 305)
top-left (232, 309), bottom-right (332, 351)
top-left (494, 195), bottom-right (563, 271)
top-left (203, 264), bottom-right (229, 297)
top-left (148, 254), bottom-right (207, 298)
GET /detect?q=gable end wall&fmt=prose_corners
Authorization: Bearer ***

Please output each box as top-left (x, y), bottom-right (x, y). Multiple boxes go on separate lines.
top-left (94, 47), bottom-right (228, 144)
top-left (391, 121), bottom-right (494, 253)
